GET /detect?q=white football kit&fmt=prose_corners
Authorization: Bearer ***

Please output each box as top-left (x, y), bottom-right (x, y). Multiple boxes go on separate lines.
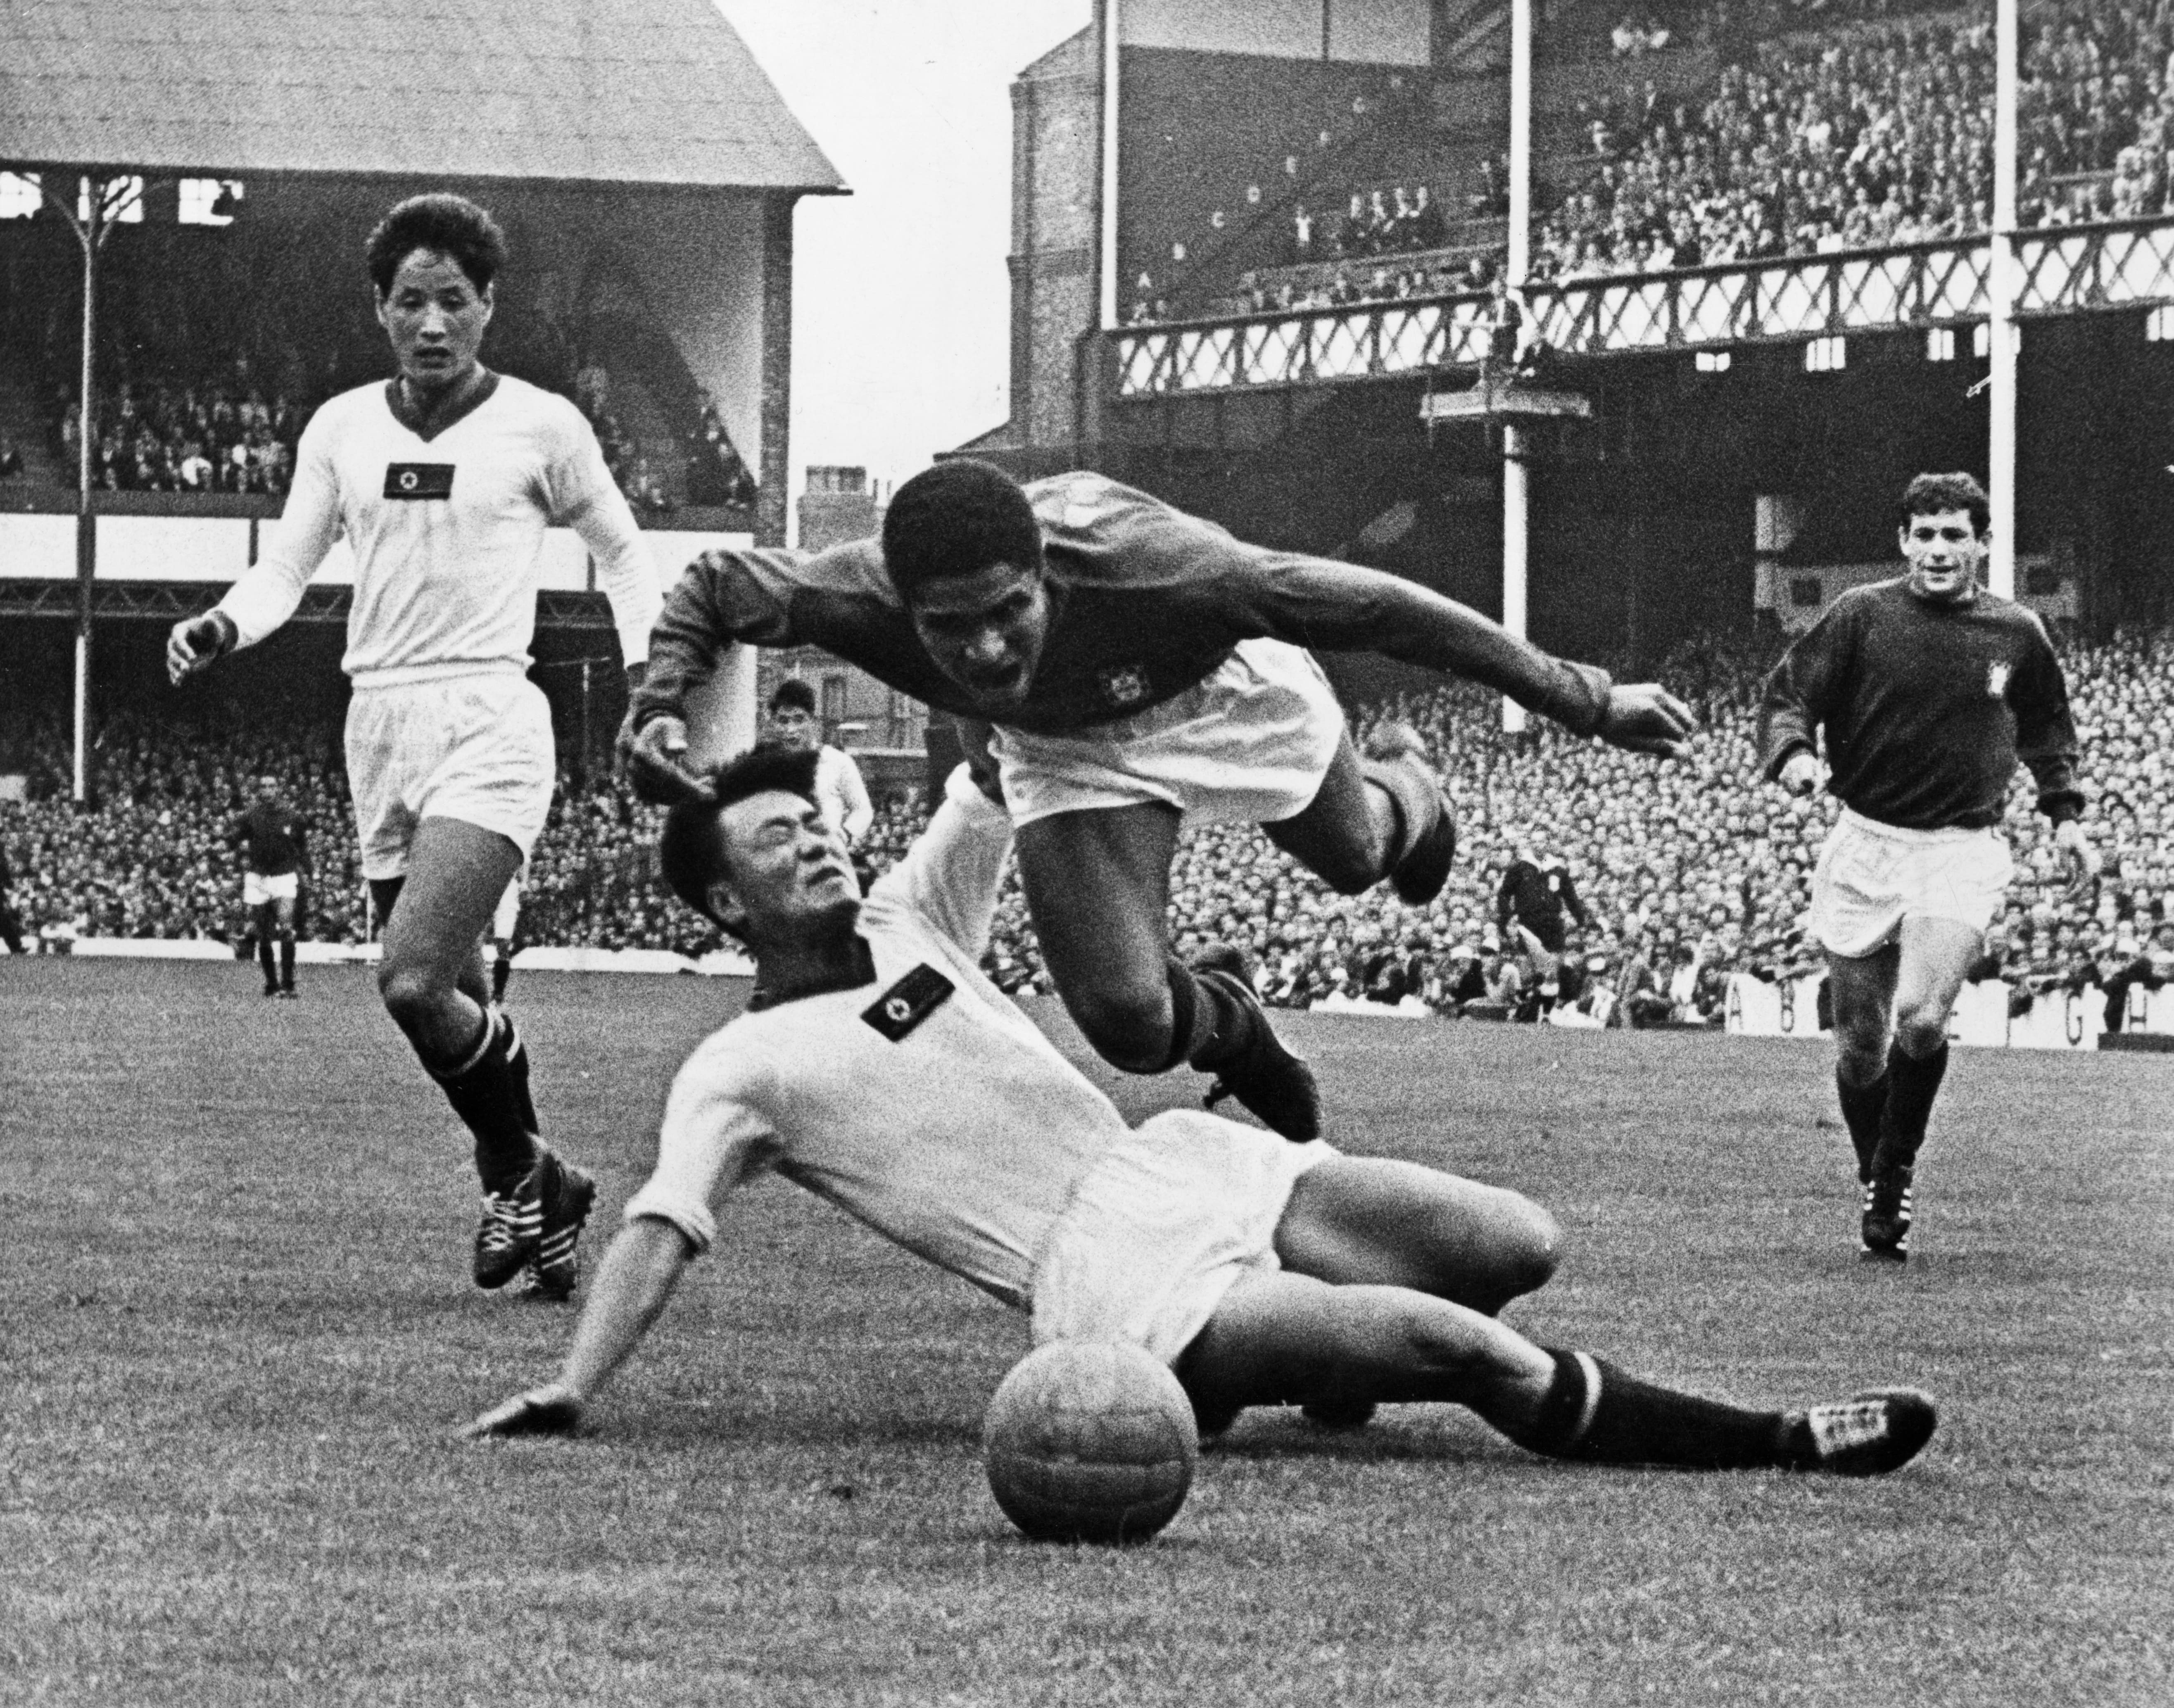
top-left (625, 767), bottom-right (1332, 1363)
top-left (213, 375), bottom-right (663, 877)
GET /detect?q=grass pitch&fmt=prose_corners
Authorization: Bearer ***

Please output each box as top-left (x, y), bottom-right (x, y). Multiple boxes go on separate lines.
top-left (2, 960), bottom-right (2169, 1707)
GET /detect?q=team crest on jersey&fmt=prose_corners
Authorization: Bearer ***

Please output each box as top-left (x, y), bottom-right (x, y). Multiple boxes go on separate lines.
top-left (1986, 660), bottom-right (2012, 699)
top-left (1097, 664), bottom-right (1151, 710)
top-left (861, 964), bottom-right (954, 1041)
top-left (383, 462), bottom-right (455, 500)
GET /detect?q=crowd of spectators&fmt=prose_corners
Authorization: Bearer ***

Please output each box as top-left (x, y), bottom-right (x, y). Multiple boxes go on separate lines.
top-left (1539, 0), bottom-right (2174, 280)
top-left (1131, 0), bottom-right (2174, 324)
top-left (30, 348), bottom-right (752, 516)
top-left (55, 365), bottom-right (303, 496)
top-left (10, 625), bottom-right (2174, 1036)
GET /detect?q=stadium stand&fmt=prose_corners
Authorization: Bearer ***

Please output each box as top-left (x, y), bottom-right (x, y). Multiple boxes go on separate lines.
top-left (1131, 0), bottom-right (2174, 321)
top-left (7, 628), bottom-right (2169, 1028)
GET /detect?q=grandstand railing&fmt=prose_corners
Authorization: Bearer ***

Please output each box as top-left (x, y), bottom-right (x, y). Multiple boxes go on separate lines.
top-left (1111, 216), bottom-right (2174, 397)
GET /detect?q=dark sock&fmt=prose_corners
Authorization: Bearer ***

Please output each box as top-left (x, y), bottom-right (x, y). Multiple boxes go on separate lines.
top-left (278, 935), bottom-right (295, 990)
top-left (423, 1010), bottom-right (542, 1193)
top-left (257, 931), bottom-right (276, 987)
top-left (1510, 1349), bottom-right (1788, 1470)
top-left (1159, 955), bottom-right (1256, 1072)
top-left (1879, 1041), bottom-right (1948, 1169)
top-left (1360, 757), bottom-right (1436, 876)
top-left (1837, 1067), bottom-right (1889, 1183)
top-left (491, 950), bottom-right (511, 1005)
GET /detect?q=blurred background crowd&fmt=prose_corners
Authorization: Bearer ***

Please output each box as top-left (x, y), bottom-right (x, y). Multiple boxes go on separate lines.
top-left (8, 625), bottom-right (2172, 1029)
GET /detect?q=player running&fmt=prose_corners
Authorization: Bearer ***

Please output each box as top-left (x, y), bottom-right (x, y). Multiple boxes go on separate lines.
top-left (467, 744), bottom-right (1935, 1480)
top-left (1759, 473), bottom-right (2092, 1262)
top-left (232, 774), bottom-right (306, 998)
top-left (622, 459), bottom-right (1696, 1143)
top-left (166, 194), bottom-right (663, 1298)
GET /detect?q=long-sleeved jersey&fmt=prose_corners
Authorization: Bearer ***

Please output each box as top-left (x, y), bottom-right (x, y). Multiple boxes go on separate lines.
top-left (622, 767), bottom-right (1133, 1305)
top-left (231, 799), bottom-right (306, 876)
top-left (215, 375), bottom-right (662, 685)
top-left (633, 473), bottom-right (1612, 740)
top-left (1758, 578), bottom-right (2083, 829)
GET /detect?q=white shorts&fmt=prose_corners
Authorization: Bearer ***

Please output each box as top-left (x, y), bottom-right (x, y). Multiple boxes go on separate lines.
top-left (491, 880), bottom-right (522, 941)
top-left (995, 638), bottom-right (1345, 829)
top-left (1810, 807), bottom-right (2014, 959)
top-left (242, 871), bottom-right (298, 907)
top-left (1031, 1108), bottom-right (1335, 1366)
top-left (344, 673), bottom-right (555, 881)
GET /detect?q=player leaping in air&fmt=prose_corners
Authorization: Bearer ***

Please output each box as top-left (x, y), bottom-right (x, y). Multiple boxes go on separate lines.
top-left (1760, 473), bottom-right (2093, 1263)
top-left (468, 743), bottom-right (1935, 1482)
top-left (621, 459), bottom-right (1697, 1142)
top-left (166, 194), bottom-right (664, 1299)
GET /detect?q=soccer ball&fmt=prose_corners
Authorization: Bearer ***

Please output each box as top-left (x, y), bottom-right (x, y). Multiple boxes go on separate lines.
top-left (982, 1340), bottom-right (1200, 1544)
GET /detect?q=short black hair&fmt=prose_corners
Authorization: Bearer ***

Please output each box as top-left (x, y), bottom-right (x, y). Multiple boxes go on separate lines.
top-left (1901, 472), bottom-right (1990, 536)
top-left (880, 458), bottom-right (1043, 598)
top-left (365, 194), bottom-right (508, 297)
top-left (768, 677), bottom-right (817, 716)
top-left (657, 745), bottom-right (822, 933)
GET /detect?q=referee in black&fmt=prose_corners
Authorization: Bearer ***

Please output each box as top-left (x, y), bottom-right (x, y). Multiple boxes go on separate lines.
top-left (1758, 473), bottom-right (2092, 1262)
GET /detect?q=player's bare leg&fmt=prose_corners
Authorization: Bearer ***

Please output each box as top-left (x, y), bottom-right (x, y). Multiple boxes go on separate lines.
top-left (1860, 916), bottom-right (1980, 1262)
top-left (1264, 730), bottom-right (1455, 904)
top-left (252, 900), bottom-right (280, 996)
top-left (373, 817), bottom-right (594, 1294)
top-left (1276, 1156), bottom-right (1561, 1316)
top-left (1015, 803), bottom-right (1320, 1140)
top-left (1826, 943), bottom-right (1901, 1183)
top-left (269, 893), bottom-right (298, 998)
top-left (1175, 1270), bottom-right (1935, 1475)
top-left (1266, 1154), bottom-right (1560, 1431)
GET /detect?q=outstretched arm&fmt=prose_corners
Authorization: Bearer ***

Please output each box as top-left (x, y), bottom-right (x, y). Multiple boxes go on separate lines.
top-left (618, 550), bottom-right (810, 803)
top-left (464, 1218), bottom-right (693, 1437)
top-left (1228, 555), bottom-right (1693, 755)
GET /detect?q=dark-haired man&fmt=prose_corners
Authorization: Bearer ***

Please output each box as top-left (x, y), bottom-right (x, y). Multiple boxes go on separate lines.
top-left (468, 744), bottom-right (1935, 1480)
top-left (166, 192), bottom-right (663, 1297)
top-left (765, 677), bottom-right (872, 848)
top-left (1760, 472), bottom-right (2092, 1261)
top-left (232, 774), bottom-right (306, 998)
top-left (623, 460), bottom-right (1695, 1142)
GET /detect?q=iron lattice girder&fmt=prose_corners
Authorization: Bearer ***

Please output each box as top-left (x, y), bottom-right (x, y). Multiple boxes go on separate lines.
top-left (0, 582), bottom-right (619, 632)
top-left (1113, 217), bottom-right (2174, 397)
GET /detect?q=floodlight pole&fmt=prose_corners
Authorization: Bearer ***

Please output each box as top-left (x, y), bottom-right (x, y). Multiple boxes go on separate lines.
top-left (1501, 0), bottom-right (1534, 733)
top-left (1988, 0), bottom-right (2018, 599)
top-left (38, 173), bottom-right (118, 805)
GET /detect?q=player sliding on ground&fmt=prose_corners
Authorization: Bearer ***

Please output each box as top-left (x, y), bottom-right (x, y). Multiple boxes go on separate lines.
top-left (469, 744), bottom-right (1936, 1479)
top-left (166, 194), bottom-right (664, 1298)
top-left (1760, 472), bottom-right (2093, 1262)
top-left (620, 460), bottom-right (1698, 1145)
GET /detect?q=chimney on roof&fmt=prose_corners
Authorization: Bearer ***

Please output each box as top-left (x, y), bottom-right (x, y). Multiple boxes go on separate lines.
top-left (798, 465), bottom-right (881, 550)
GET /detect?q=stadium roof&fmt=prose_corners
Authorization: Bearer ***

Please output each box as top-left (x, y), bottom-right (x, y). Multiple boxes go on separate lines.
top-left (0, 0), bottom-right (845, 194)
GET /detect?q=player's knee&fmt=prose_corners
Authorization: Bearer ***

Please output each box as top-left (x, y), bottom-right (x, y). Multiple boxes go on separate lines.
top-left (1494, 1197), bottom-right (1562, 1295)
top-left (1069, 982), bottom-right (1176, 1073)
top-left (376, 960), bottom-right (451, 1033)
top-left (1893, 1006), bottom-right (1950, 1060)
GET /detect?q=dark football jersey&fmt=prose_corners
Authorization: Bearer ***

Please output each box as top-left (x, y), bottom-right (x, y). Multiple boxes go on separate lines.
top-left (233, 800), bottom-right (306, 876)
top-left (1758, 579), bottom-right (2082, 830)
top-left (636, 473), bottom-right (1611, 739)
